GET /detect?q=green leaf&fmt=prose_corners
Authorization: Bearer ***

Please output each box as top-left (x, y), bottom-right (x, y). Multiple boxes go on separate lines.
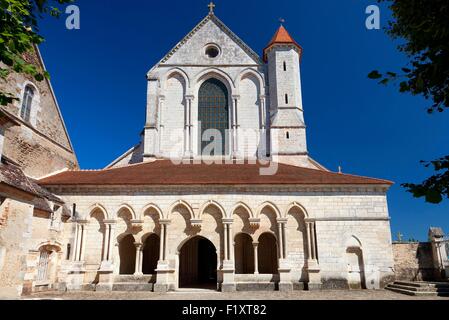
top-left (368, 70), bottom-right (382, 79)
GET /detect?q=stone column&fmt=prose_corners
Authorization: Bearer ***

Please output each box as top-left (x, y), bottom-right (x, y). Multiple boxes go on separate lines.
top-left (277, 218), bottom-right (292, 291)
top-left (134, 242), bottom-right (143, 276)
top-left (253, 242), bottom-right (259, 275)
top-left (78, 221), bottom-right (88, 262)
top-left (72, 223), bottom-right (80, 261)
top-left (157, 95), bottom-right (165, 155)
top-left (185, 95), bottom-right (194, 158)
top-left (102, 225), bottom-right (110, 262)
top-left (107, 222), bottom-right (116, 262)
top-left (223, 224), bottom-right (228, 261)
top-left (155, 219), bottom-right (171, 292)
top-left (231, 95), bottom-right (240, 158)
top-left (305, 220), bottom-right (322, 290)
top-left (220, 218), bottom-right (235, 292)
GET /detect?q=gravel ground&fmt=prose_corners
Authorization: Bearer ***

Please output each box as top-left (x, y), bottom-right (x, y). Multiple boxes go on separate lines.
top-left (18, 289), bottom-right (449, 300)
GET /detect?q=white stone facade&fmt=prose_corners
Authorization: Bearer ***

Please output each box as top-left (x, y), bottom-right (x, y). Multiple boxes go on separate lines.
top-left (43, 10), bottom-right (395, 293)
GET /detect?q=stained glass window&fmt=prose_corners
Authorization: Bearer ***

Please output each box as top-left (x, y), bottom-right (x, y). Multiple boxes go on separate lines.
top-left (198, 78), bottom-right (229, 156)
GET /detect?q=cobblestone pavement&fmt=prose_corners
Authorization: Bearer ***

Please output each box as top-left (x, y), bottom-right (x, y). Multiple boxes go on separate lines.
top-left (18, 289), bottom-right (449, 300)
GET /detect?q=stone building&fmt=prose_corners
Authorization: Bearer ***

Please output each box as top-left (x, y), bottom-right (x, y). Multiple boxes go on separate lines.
top-left (1, 5), bottom-right (396, 295)
top-left (0, 45), bottom-right (78, 297)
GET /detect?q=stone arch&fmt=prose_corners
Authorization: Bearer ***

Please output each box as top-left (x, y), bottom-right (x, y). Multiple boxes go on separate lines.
top-left (116, 206), bottom-right (134, 236)
top-left (199, 201), bottom-right (226, 220)
top-left (236, 68), bottom-right (265, 91)
top-left (118, 233), bottom-right (136, 275)
top-left (85, 207), bottom-right (107, 265)
top-left (346, 235), bottom-right (363, 248)
top-left (231, 202), bottom-right (254, 219)
top-left (256, 202), bottom-right (281, 219)
top-left (35, 242), bottom-right (61, 283)
top-left (141, 233), bottom-right (160, 275)
top-left (286, 203), bottom-right (308, 282)
top-left (163, 67), bottom-right (191, 90)
top-left (232, 203), bottom-right (254, 236)
top-left (161, 71), bottom-right (188, 158)
top-left (345, 235), bottom-right (366, 289)
top-left (178, 235), bottom-right (218, 288)
top-left (285, 202), bottom-right (309, 219)
top-left (87, 204), bottom-right (109, 220)
top-left (116, 204), bottom-right (136, 220)
top-left (257, 232), bottom-right (278, 274)
top-left (141, 205), bottom-right (162, 238)
top-left (234, 232), bottom-right (254, 274)
top-left (167, 200), bottom-right (194, 220)
top-left (141, 203), bottom-right (164, 220)
top-left (194, 68), bottom-right (235, 94)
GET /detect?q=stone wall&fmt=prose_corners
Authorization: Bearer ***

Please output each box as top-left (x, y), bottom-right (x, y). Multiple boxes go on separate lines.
top-left (50, 184), bottom-right (395, 290)
top-left (0, 199), bottom-right (34, 297)
top-left (0, 48), bottom-right (78, 178)
top-left (392, 242), bottom-right (435, 281)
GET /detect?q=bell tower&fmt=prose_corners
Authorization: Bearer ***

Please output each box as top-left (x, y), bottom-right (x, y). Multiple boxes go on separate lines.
top-left (264, 24), bottom-right (311, 168)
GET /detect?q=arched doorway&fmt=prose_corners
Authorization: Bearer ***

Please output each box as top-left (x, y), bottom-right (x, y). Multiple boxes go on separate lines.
top-left (346, 246), bottom-right (366, 289)
top-left (235, 233), bottom-right (254, 274)
top-left (179, 236), bottom-right (217, 289)
top-left (258, 233), bottom-right (278, 274)
top-left (142, 234), bottom-right (160, 275)
top-left (198, 78), bottom-right (229, 156)
top-left (119, 234), bottom-right (136, 275)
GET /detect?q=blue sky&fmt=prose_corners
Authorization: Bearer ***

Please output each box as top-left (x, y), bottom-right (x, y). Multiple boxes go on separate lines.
top-left (37, 0), bottom-right (449, 241)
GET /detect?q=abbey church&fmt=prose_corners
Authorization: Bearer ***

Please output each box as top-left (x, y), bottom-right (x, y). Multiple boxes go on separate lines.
top-left (0, 5), bottom-right (395, 296)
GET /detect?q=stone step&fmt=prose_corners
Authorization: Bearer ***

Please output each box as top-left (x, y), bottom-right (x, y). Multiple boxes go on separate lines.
top-left (112, 275), bottom-right (155, 283)
top-left (385, 286), bottom-right (437, 297)
top-left (388, 283), bottom-right (449, 293)
top-left (112, 283), bottom-right (154, 292)
top-left (394, 281), bottom-right (449, 289)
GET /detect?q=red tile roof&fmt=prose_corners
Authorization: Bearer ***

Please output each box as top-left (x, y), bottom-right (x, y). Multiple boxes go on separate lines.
top-left (263, 25), bottom-right (303, 62)
top-left (38, 160), bottom-right (393, 187)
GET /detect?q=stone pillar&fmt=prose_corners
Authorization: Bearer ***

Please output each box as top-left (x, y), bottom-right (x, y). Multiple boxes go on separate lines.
top-left (305, 220), bottom-right (322, 290)
top-left (134, 243), bottom-right (143, 276)
top-left (429, 227), bottom-right (449, 280)
top-left (253, 242), bottom-right (259, 275)
top-left (155, 219), bottom-right (171, 292)
top-left (220, 218), bottom-right (235, 292)
top-left (157, 95), bottom-right (165, 155)
top-left (72, 223), bottom-right (80, 261)
top-left (79, 221), bottom-right (88, 262)
top-left (231, 95), bottom-right (240, 158)
top-left (100, 220), bottom-right (116, 272)
top-left (107, 222), bottom-right (116, 262)
top-left (185, 95), bottom-right (194, 158)
top-left (277, 218), bottom-right (292, 291)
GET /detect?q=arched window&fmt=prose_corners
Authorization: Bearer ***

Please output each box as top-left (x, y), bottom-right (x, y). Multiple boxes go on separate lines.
top-left (285, 94), bottom-right (289, 105)
top-left (20, 85), bottom-right (34, 122)
top-left (198, 78), bottom-right (229, 156)
top-left (283, 61), bottom-right (287, 71)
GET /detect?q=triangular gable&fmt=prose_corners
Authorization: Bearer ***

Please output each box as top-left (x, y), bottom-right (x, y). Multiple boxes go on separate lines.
top-left (149, 14), bottom-right (263, 71)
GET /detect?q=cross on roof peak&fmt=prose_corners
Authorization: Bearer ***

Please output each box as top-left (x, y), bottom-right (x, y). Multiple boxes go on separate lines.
top-left (208, 1), bottom-right (216, 14)
top-left (279, 18), bottom-right (285, 25)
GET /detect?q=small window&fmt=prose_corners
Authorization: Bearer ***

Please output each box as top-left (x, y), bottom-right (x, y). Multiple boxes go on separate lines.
top-left (205, 45), bottom-right (220, 59)
top-left (286, 132), bottom-right (290, 139)
top-left (66, 244), bottom-right (71, 260)
top-left (20, 85), bottom-right (34, 122)
top-left (283, 61), bottom-right (287, 71)
top-left (285, 94), bottom-right (289, 104)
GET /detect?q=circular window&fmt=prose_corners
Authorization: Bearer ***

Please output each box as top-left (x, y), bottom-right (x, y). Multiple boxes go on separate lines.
top-left (205, 45), bottom-right (220, 59)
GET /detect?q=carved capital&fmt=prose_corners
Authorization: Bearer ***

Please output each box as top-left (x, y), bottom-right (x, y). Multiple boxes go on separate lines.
top-left (248, 218), bottom-right (260, 229)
